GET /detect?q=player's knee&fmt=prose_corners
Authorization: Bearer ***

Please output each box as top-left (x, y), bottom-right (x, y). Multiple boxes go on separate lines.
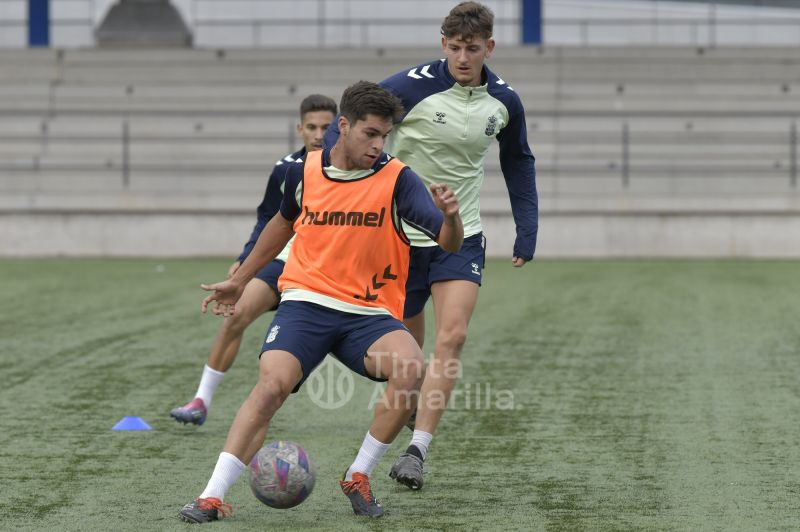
top-left (389, 350), bottom-right (425, 390)
top-left (223, 306), bottom-right (257, 334)
top-left (436, 325), bottom-right (468, 354)
top-left (254, 374), bottom-right (293, 406)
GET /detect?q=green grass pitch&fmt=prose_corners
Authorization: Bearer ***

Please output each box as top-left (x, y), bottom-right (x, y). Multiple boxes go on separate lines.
top-left (2, 258), bottom-right (800, 531)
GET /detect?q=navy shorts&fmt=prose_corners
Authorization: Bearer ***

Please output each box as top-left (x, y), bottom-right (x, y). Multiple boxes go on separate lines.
top-left (260, 300), bottom-right (407, 392)
top-left (253, 259), bottom-right (285, 301)
top-left (403, 233), bottom-right (486, 319)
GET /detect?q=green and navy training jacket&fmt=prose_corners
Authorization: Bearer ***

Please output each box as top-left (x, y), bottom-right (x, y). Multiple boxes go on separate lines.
top-left (324, 58), bottom-right (538, 260)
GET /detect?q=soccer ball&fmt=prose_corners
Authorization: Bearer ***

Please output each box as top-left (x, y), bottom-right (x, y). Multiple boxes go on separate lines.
top-left (249, 441), bottom-right (316, 509)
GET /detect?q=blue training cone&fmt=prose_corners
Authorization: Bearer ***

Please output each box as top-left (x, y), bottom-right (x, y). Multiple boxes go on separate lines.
top-left (112, 416), bottom-right (152, 431)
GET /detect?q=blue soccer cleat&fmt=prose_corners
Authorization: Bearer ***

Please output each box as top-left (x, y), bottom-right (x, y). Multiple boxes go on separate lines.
top-left (170, 397), bottom-right (207, 426)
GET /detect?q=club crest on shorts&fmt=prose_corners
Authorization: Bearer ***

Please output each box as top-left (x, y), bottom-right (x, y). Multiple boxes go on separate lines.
top-left (484, 115), bottom-right (498, 136)
top-left (266, 325), bottom-right (280, 343)
top-left (471, 262), bottom-right (481, 276)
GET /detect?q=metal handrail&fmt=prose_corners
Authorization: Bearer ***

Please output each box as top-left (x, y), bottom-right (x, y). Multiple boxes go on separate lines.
top-left (0, 114), bottom-right (796, 190)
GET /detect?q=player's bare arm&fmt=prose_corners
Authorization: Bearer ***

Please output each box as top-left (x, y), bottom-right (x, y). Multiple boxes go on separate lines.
top-left (430, 183), bottom-right (463, 253)
top-left (201, 213), bottom-right (295, 316)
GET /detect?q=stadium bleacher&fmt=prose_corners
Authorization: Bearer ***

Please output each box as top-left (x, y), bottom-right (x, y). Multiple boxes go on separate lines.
top-left (1, 45), bottom-right (799, 256)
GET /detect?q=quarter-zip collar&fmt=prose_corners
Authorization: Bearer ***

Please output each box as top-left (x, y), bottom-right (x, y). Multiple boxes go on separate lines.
top-left (441, 59), bottom-right (490, 94)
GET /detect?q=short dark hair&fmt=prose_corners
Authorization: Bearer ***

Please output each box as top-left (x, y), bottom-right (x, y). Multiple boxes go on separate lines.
top-left (441, 2), bottom-right (494, 41)
top-left (339, 81), bottom-right (404, 125)
top-left (299, 94), bottom-right (337, 119)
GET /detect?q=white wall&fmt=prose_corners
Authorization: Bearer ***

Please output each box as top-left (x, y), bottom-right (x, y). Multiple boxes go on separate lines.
top-left (3, 1), bottom-right (800, 48)
top-left (180, 0), bottom-right (521, 47)
top-left (545, 0), bottom-right (800, 47)
top-left (0, 0), bottom-right (25, 47)
top-left (5, 211), bottom-right (800, 258)
top-left (2, 0), bottom-right (519, 48)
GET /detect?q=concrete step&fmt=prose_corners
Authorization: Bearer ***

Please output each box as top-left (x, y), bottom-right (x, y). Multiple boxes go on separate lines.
top-left (3, 187), bottom-right (798, 214)
top-left (6, 116), bottom-right (296, 136)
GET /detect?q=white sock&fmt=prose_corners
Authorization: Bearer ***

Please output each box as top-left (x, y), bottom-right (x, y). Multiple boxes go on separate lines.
top-left (199, 452), bottom-right (246, 500)
top-left (410, 430), bottom-right (433, 460)
top-left (345, 432), bottom-right (391, 480)
top-left (195, 364), bottom-right (226, 408)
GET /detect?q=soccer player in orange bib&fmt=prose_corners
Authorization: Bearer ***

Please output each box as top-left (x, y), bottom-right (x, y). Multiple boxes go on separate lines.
top-left (177, 81), bottom-right (463, 522)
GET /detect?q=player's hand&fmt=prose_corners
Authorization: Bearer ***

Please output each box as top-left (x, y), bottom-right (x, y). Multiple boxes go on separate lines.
top-left (430, 183), bottom-right (459, 217)
top-left (201, 279), bottom-right (245, 317)
top-left (512, 256), bottom-right (527, 268)
top-left (227, 261), bottom-right (241, 279)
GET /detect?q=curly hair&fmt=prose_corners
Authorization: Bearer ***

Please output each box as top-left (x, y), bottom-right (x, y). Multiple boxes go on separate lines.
top-left (441, 2), bottom-right (494, 41)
